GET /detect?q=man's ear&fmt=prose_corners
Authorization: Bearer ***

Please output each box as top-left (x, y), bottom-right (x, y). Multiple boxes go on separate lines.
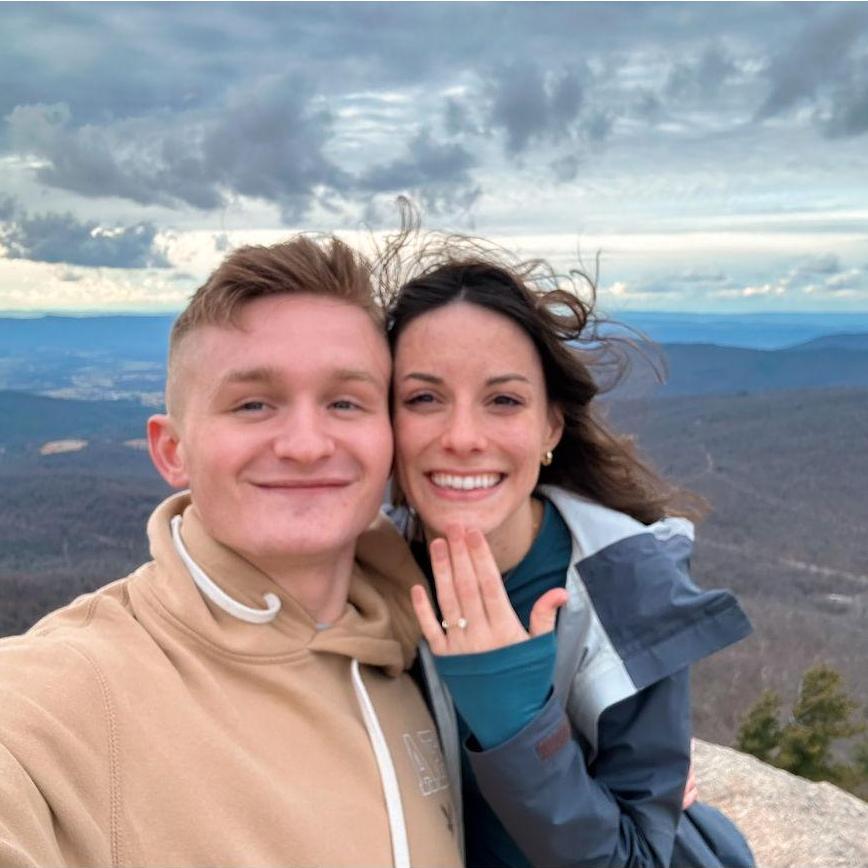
top-left (148, 414), bottom-right (189, 489)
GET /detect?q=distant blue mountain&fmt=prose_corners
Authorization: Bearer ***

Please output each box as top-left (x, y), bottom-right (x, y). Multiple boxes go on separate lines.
top-left (615, 312), bottom-right (868, 350)
top-left (3, 311), bottom-right (868, 354)
top-left (0, 315), bottom-right (173, 360)
top-left (2, 313), bottom-right (868, 402)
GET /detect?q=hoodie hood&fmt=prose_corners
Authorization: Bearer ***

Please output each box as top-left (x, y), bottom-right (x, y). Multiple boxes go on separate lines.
top-left (138, 491), bottom-right (421, 675)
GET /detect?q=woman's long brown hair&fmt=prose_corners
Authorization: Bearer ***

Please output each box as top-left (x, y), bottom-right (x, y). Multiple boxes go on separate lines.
top-left (374, 201), bottom-right (706, 524)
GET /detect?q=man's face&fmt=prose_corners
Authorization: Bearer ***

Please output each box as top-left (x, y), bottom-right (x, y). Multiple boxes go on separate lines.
top-left (155, 294), bottom-right (393, 572)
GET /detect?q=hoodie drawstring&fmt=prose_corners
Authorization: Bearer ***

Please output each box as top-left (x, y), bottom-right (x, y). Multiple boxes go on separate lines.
top-left (171, 515), bottom-right (281, 624)
top-left (351, 658), bottom-right (411, 868)
top-left (172, 514), bottom-right (411, 866)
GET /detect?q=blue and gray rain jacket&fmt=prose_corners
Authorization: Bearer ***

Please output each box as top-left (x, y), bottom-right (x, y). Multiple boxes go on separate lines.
top-left (410, 486), bottom-right (755, 868)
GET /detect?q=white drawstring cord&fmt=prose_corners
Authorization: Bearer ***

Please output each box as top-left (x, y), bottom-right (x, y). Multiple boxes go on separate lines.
top-left (351, 658), bottom-right (410, 868)
top-left (170, 515), bottom-right (281, 624)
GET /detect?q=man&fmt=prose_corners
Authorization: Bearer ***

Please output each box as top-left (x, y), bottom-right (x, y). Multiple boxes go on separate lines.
top-left (0, 237), bottom-right (461, 867)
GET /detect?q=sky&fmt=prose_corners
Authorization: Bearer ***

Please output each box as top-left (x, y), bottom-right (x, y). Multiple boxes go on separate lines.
top-left (2, 2), bottom-right (868, 314)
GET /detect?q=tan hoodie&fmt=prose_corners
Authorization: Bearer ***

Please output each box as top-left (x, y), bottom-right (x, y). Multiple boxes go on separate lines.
top-left (0, 493), bottom-right (461, 868)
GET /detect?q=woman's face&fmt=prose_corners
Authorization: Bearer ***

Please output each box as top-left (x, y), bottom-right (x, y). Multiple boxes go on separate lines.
top-left (393, 301), bottom-right (563, 564)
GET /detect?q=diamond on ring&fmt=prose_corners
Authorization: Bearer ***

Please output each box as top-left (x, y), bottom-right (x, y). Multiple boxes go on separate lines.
top-left (440, 618), bottom-right (449, 630)
top-left (456, 617), bottom-right (468, 630)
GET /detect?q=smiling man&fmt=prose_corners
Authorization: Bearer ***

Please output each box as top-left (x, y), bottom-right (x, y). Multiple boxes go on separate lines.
top-left (0, 238), bottom-right (460, 867)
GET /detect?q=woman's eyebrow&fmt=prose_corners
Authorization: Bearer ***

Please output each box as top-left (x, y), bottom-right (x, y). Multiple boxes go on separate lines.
top-left (486, 374), bottom-right (530, 386)
top-left (400, 372), bottom-right (442, 384)
top-left (399, 372), bottom-right (530, 386)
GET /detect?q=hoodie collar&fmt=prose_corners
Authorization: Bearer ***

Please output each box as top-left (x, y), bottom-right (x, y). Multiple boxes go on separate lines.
top-left (135, 492), bottom-right (421, 675)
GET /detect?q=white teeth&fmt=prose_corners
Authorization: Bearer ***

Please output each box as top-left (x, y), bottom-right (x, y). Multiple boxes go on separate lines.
top-left (430, 473), bottom-right (501, 491)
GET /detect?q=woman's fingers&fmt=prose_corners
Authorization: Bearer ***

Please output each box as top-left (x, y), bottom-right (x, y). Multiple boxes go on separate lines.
top-left (428, 536), bottom-right (463, 630)
top-left (682, 743), bottom-right (699, 809)
top-left (466, 528), bottom-right (522, 631)
top-left (410, 584), bottom-right (447, 654)
top-left (528, 588), bottom-right (569, 637)
top-left (445, 525), bottom-right (487, 627)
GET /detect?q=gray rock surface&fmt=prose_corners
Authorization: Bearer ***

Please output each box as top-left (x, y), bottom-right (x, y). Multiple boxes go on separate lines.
top-left (694, 739), bottom-right (868, 867)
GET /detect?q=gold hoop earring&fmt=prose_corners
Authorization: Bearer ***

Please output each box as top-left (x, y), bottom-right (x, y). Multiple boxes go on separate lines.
top-left (541, 450), bottom-right (553, 467)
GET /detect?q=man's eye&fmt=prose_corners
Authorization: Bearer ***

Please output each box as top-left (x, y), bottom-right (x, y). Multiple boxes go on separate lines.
top-left (331, 399), bottom-right (362, 411)
top-left (234, 400), bottom-right (267, 413)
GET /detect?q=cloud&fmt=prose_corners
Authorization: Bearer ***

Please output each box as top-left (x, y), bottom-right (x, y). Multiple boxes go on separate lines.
top-left (667, 45), bottom-right (739, 100)
top-left (632, 88), bottom-right (664, 122)
top-left (0, 203), bottom-right (169, 268)
top-left (359, 128), bottom-right (480, 216)
top-left (489, 62), bottom-right (550, 154)
top-left (550, 154), bottom-right (582, 183)
top-left (443, 98), bottom-right (478, 137)
top-left (790, 254), bottom-right (842, 278)
top-left (756, 6), bottom-right (868, 123)
top-left (783, 255), bottom-right (868, 296)
top-left (6, 74), bottom-right (347, 222)
top-left (711, 255), bottom-right (866, 300)
top-left (361, 128), bottom-right (476, 192)
top-left (583, 109), bottom-right (614, 144)
top-left (823, 81), bottom-right (868, 138)
top-left (486, 62), bottom-right (589, 154)
top-left (0, 195), bottom-right (16, 221)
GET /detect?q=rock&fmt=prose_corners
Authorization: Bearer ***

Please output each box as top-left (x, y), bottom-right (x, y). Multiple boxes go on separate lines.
top-left (694, 739), bottom-right (868, 867)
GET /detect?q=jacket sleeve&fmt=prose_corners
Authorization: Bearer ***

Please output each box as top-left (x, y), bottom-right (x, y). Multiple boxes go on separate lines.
top-left (0, 743), bottom-right (65, 867)
top-left (468, 668), bottom-right (691, 868)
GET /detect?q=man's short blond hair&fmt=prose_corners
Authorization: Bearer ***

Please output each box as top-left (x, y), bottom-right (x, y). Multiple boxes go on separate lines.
top-left (166, 236), bottom-right (382, 415)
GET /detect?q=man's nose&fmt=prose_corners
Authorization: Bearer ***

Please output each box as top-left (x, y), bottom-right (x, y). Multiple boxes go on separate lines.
top-left (272, 407), bottom-right (336, 463)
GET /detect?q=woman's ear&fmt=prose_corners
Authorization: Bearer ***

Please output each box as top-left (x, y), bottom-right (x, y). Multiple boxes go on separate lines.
top-left (545, 403), bottom-right (565, 453)
top-left (147, 414), bottom-right (190, 489)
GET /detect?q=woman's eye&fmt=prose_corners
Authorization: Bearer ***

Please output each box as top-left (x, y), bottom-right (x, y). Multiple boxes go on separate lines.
top-left (404, 392), bottom-right (436, 406)
top-left (492, 394), bottom-right (521, 407)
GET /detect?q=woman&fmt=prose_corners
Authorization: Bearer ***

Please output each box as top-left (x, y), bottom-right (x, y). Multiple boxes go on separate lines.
top-left (383, 239), bottom-right (754, 867)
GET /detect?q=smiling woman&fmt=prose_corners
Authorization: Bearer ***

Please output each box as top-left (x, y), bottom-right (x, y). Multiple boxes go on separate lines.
top-left (379, 221), bottom-right (755, 868)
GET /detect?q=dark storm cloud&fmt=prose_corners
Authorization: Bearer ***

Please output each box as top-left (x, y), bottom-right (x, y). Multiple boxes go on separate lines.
top-left (489, 62), bottom-right (550, 154)
top-left (360, 129), bottom-right (480, 218)
top-left (0, 203), bottom-right (168, 269)
top-left (0, 3), bottom-right (674, 126)
top-left (362, 128), bottom-right (476, 192)
top-left (7, 75), bottom-right (346, 220)
top-left (823, 82), bottom-right (868, 138)
top-left (487, 62), bottom-right (588, 154)
top-left (756, 5), bottom-right (868, 124)
top-left (3, 1), bottom-right (864, 224)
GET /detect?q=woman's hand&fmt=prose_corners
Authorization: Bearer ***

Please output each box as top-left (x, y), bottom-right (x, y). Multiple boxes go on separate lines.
top-left (410, 524), bottom-right (568, 655)
top-left (682, 742), bottom-right (698, 809)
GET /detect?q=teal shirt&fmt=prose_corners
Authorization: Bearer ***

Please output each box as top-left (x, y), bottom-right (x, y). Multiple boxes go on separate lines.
top-left (421, 498), bottom-right (574, 868)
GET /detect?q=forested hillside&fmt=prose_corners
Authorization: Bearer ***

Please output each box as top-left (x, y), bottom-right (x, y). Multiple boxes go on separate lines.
top-left (2, 386), bottom-right (865, 745)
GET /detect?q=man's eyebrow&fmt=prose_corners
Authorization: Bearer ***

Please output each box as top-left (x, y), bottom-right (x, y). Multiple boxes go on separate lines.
top-left (400, 372), bottom-right (530, 386)
top-left (333, 368), bottom-right (382, 386)
top-left (218, 366), bottom-right (282, 388)
top-left (217, 366), bottom-right (383, 388)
